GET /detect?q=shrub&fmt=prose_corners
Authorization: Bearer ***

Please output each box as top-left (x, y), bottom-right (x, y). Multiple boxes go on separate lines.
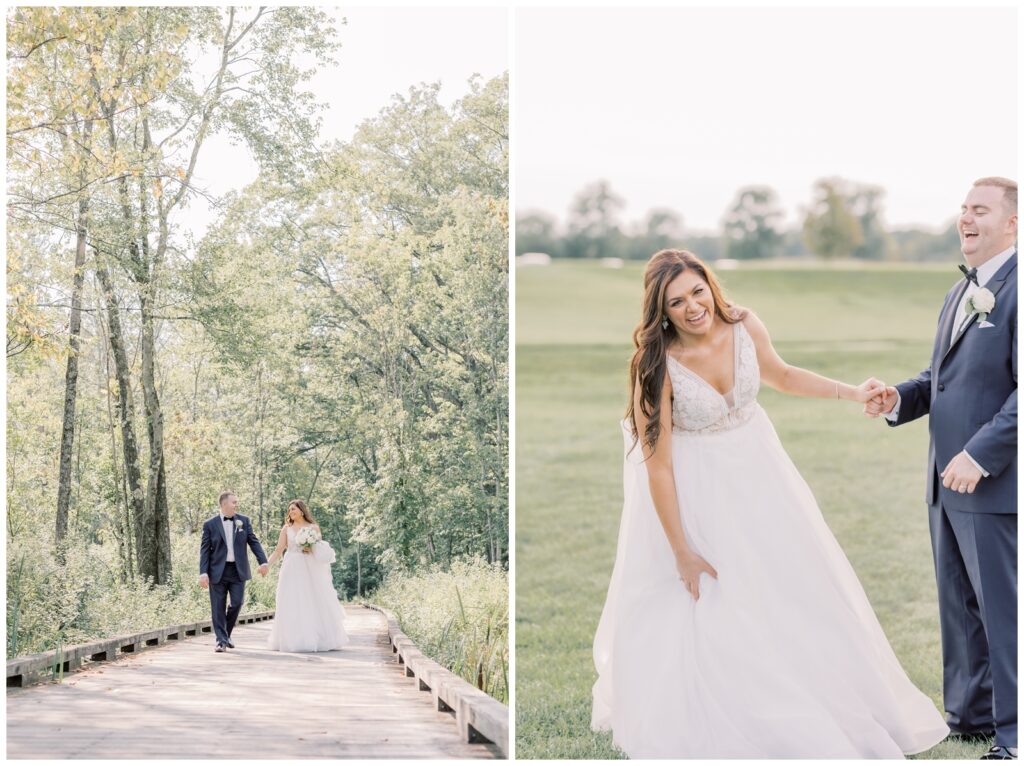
top-left (370, 557), bottom-right (508, 703)
top-left (7, 535), bottom-right (277, 658)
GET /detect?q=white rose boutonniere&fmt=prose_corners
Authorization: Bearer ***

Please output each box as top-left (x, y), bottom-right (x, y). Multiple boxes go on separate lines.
top-left (234, 519), bottom-right (244, 531)
top-left (966, 288), bottom-right (996, 323)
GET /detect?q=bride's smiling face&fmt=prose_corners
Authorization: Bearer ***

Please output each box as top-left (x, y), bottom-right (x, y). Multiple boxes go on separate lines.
top-left (664, 269), bottom-right (716, 338)
top-left (287, 504), bottom-right (303, 523)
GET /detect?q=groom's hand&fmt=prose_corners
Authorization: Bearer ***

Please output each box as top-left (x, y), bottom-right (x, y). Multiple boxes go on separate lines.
top-left (258, 564), bottom-right (269, 577)
top-left (863, 385), bottom-right (898, 417)
top-left (199, 574), bottom-right (209, 590)
top-left (941, 451), bottom-right (983, 494)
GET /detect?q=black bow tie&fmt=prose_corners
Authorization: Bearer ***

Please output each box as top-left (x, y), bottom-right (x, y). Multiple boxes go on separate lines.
top-left (222, 516), bottom-right (235, 523)
top-left (959, 264), bottom-right (979, 286)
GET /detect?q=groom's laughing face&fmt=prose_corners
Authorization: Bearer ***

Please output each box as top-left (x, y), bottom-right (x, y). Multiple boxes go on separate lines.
top-left (959, 185), bottom-right (1017, 265)
top-left (221, 494), bottom-right (239, 515)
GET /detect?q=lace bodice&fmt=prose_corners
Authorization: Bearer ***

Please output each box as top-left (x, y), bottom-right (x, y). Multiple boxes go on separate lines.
top-left (667, 320), bottom-right (760, 433)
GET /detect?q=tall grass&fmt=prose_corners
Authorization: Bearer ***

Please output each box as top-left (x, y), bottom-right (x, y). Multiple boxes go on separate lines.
top-left (371, 557), bottom-right (509, 704)
top-left (6, 534), bottom-right (277, 659)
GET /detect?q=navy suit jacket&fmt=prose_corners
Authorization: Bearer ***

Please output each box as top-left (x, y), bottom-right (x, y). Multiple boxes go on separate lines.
top-left (889, 253), bottom-right (1017, 513)
top-left (199, 513), bottom-right (268, 583)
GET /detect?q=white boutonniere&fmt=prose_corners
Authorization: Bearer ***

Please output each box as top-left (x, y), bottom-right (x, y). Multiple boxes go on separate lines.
top-left (234, 519), bottom-right (244, 531)
top-left (966, 288), bottom-right (996, 323)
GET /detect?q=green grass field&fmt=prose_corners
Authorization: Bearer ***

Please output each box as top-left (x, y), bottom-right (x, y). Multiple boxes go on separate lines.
top-left (515, 259), bottom-right (983, 760)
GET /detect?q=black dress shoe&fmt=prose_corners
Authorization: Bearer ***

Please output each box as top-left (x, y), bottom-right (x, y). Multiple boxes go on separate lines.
top-left (980, 746), bottom-right (1018, 760)
top-left (214, 643), bottom-right (226, 653)
top-left (226, 640), bottom-right (235, 649)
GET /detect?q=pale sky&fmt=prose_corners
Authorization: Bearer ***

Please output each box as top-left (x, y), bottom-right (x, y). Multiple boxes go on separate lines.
top-left (185, 6), bottom-right (508, 238)
top-left (515, 6), bottom-right (1018, 233)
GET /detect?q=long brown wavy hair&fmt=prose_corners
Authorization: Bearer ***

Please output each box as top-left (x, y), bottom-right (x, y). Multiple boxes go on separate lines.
top-left (625, 249), bottom-right (745, 455)
top-left (285, 499), bottom-right (316, 526)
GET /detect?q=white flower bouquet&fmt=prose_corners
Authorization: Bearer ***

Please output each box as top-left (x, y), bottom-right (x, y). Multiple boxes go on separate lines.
top-left (294, 526), bottom-right (321, 553)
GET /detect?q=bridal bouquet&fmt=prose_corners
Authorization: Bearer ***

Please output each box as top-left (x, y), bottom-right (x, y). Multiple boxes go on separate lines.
top-left (295, 526), bottom-right (321, 553)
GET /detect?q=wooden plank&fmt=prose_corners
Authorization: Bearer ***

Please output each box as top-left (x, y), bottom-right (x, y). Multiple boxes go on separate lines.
top-left (366, 604), bottom-right (509, 756)
top-left (5, 605), bottom-right (499, 760)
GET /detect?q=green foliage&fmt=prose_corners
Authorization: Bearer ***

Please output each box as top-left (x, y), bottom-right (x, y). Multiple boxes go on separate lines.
top-left (6, 534), bottom-right (277, 657)
top-left (518, 179), bottom-right (951, 262)
top-left (802, 178), bottom-right (865, 258)
top-left (564, 180), bottom-right (627, 259)
top-left (516, 259), bottom-right (965, 759)
top-left (722, 185), bottom-right (784, 259)
top-left (372, 558), bottom-right (508, 704)
top-left (7, 7), bottom-right (506, 659)
top-left (189, 74), bottom-right (509, 574)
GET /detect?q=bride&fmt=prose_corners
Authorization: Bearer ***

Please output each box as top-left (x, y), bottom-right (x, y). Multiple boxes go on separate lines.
top-left (591, 249), bottom-right (949, 758)
top-left (266, 499), bottom-right (350, 652)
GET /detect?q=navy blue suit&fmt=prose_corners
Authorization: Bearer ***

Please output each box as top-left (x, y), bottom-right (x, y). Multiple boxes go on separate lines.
top-left (199, 513), bottom-right (268, 646)
top-left (889, 253), bottom-right (1017, 747)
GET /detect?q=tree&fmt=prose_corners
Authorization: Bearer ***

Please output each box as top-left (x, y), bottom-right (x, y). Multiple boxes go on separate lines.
top-left (7, 8), bottom-right (108, 551)
top-left (515, 212), bottom-right (560, 257)
top-left (6, 6), bottom-right (339, 584)
top-left (629, 207), bottom-right (685, 259)
top-left (721, 186), bottom-right (784, 260)
top-left (189, 75), bottom-right (509, 572)
top-left (802, 178), bottom-right (864, 259)
top-left (565, 180), bottom-right (626, 259)
top-left (847, 184), bottom-right (895, 260)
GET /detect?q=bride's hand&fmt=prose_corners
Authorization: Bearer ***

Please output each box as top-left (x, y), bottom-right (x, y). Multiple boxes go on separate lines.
top-left (675, 550), bottom-right (718, 601)
top-left (852, 377), bottom-right (887, 404)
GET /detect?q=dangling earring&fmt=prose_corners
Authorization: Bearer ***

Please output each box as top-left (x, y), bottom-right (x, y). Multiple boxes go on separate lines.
top-left (661, 316), bottom-right (669, 330)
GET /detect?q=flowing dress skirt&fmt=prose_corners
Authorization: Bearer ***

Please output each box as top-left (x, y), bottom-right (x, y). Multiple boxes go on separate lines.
top-left (268, 547), bottom-right (350, 652)
top-left (591, 405), bottom-right (948, 758)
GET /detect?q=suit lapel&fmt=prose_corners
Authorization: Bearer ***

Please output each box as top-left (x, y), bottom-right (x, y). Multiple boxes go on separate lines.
top-left (938, 280), bottom-right (970, 361)
top-left (941, 252), bottom-right (1017, 365)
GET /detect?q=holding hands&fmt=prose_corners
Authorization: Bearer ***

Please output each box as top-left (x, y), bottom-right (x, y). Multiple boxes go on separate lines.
top-left (860, 379), bottom-right (899, 416)
top-left (852, 378), bottom-right (891, 405)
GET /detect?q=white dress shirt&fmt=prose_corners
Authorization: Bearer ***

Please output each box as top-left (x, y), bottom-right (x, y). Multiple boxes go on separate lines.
top-left (948, 245), bottom-right (1016, 345)
top-left (884, 244), bottom-right (1016, 477)
top-left (222, 515), bottom-right (237, 562)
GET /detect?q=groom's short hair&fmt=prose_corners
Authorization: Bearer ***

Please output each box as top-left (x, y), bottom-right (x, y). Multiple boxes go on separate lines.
top-left (973, 176), bottom-right (1017, 213)
top-left (218, 491), bottom-right (236, 506)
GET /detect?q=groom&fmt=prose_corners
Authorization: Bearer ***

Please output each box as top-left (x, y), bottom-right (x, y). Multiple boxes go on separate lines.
top-left (866, 177), bottom-right (1017, 759)
top-left (199, 491), bottom-right (269, 653)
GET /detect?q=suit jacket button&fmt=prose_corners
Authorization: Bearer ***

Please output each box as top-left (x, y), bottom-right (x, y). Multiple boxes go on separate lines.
top-left (937, 383), bottom-right (945, 392)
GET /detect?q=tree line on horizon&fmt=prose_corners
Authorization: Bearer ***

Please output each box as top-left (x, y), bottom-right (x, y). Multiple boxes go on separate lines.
top-left (516, 178), bottom-right (961, 262)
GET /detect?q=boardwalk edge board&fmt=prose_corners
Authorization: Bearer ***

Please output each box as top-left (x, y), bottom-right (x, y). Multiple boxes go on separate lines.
top-left (6, 610), bottom-right (276, 688)
top-left (363, 602), bottom-right (510, 758)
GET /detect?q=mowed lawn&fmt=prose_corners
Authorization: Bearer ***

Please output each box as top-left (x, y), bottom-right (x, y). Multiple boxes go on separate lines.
top-left (515, 259), bottom-right (981, 760)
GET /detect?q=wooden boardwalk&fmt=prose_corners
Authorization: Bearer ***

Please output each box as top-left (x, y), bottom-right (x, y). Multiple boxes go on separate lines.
top-left (5, 605), bottom-right (500, 759)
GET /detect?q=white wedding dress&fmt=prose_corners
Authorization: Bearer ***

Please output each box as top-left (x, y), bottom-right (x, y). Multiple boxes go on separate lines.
top-left (591, 320), bottom-right (949, 758)
top-left (267, 526), bottom-right (350, 652)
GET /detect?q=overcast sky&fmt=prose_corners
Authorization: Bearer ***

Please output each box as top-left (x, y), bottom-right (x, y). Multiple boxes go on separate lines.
top-left (186, 6), bottom-right (508, 238)
top-left (515, 6), bottom-right (1018, 233)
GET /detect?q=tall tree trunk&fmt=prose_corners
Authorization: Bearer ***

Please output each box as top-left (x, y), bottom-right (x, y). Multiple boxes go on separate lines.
top-left (96, 262), bottom-right (145, 574)
top-left (356, 542), bottom-right (362, 597)
top-left (138, 284), bottom-right (171, 584)
top-left (55, 116), bottom-right (94, 553)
